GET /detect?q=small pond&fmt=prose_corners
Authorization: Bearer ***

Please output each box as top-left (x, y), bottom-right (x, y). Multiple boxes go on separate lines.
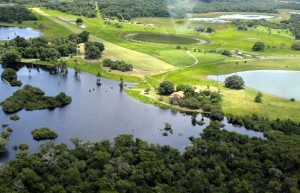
top-left (0, 65), bottom-right (264, 162)
top-left (0, 26), bottom-right (42, 40)
top-left (125, 33), bottom-right (207, 45)
top-left (207, 70), bottom-right (300, 100)
top-left (189, 14), bottom-right (275, 23)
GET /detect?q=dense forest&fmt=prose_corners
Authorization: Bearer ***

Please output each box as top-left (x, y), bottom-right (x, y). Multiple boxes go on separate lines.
top-left (0, 0), bottom-right (48, 5)
top-left (97, 0), bottom-right (300, 19)
top-left (98, 0), bottom-right (170, 20)
top-left (0, 31), bottom-right (104, 63)
top-left (44, 1), bottom-right (97, 18)
top-left (0, 119), bottom-right (299, 192)
top-left (0, 5), bottom-right (37, 22)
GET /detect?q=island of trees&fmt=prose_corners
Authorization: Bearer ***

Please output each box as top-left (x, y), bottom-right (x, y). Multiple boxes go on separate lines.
top-left (1, 84), bottom-right (72, 113)
top-left (31, 127), bottom-right (58, 140)
top-left (1, 68), bottom-right (22, 86)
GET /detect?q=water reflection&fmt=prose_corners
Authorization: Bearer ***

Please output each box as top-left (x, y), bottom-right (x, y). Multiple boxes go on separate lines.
top-left (0, 64), bottom-right (264, 162)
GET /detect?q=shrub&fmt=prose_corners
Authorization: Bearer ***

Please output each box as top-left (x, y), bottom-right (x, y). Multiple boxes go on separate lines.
top-left (254, 92), bottom-right (263, 103)
top-left (1, 131), bottom-right (10, 138)
top-left (178, 97), bottom-right (201, 109)
top-left (210, 109), bottom-right (223, 121)
top-left (10, 79), bottom-right (22, 87)
top-left (31, 127), bottom-right (58, 140)
top-left (7, 127), bottom-right (13, 132)
top-left (291, 42), bottom-right (300, 50)
top-left (252, 42), bottom-right (265, 51)
top-left (102, 59), bottom-right (133, 72)
top-left (224, 75), bottom-right (245, 90)
top-left (18, 143), bottom-right (29, 150)
top-left (10, 115), bottom-right (20, 121)
top-left (222, 50), bottom-right (232, 57)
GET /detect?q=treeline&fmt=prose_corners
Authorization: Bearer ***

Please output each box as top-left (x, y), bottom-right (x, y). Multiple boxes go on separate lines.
top-left (0, 0), bottom-right (48, 5)
top-left (44, 1), bottom-right (97, 18)
top-left (1, 31), bottom-right (91, 62)
top-left (0, 118), bottom-right (299, 192)
top-left (97, 0), bottom-right (300, 19)
top-left (0, 5), bottom-right (37, 22)
top-left (227, 113), bottom-right (300, 135)
top-left (98, 0), bottom-right (170, 20)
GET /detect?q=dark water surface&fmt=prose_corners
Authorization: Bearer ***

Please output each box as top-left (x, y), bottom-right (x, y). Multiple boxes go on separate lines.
top-left (0, 26), bottom-right (42, 40)
top-left (0, 66), bottom-right (264, 162)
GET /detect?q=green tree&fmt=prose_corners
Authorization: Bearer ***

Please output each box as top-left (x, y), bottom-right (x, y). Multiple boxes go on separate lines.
top-left (78, 31), bottom-right (90, 43)
top-left (76, 18), bottom-right (83, 25)
top-left (224, 75), bottom-right (245, 90)
top-left (158, 81), bottom-right (175, 95)
top-left (1, 51), bottom-right (21, 64)
top-left (85, 45), bottom-right (101, 59)
top-left (1, 68), bottom-right (17, 82)
top-left (252, 42), bottom-right (265, 51)
top-left (207, 27), bottom-right (214, 33)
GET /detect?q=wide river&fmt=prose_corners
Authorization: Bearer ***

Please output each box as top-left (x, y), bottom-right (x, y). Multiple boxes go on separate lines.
top-left (0, 65), bottom-right (264, 162)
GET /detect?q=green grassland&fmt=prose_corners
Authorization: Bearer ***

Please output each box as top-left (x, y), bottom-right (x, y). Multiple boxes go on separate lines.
top-left (7, 7), bottom-right (300, 121)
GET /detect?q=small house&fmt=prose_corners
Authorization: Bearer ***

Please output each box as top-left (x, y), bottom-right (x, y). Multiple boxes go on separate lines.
top-left (169, 91), bottom-right (185, 104)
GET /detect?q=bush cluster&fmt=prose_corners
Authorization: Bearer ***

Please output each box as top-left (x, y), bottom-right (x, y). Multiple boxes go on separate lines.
top-left (102, 59), bottom-right (133, 72)
top-left (31, 127), bottom-right (58, 140)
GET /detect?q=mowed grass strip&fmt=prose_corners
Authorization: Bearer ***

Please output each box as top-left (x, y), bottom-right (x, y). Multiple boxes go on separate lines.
top-left (31, 8), bottom-right (175, 72)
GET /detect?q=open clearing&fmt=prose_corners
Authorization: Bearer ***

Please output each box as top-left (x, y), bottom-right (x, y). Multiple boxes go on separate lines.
top-left (32, 8), bottom-right (175, 73)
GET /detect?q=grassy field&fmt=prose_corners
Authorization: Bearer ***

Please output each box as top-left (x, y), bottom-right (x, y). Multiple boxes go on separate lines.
top-left (31, 8), bottom-right (175, 72)
top-left (7, 8), bottom-right (300, 121)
